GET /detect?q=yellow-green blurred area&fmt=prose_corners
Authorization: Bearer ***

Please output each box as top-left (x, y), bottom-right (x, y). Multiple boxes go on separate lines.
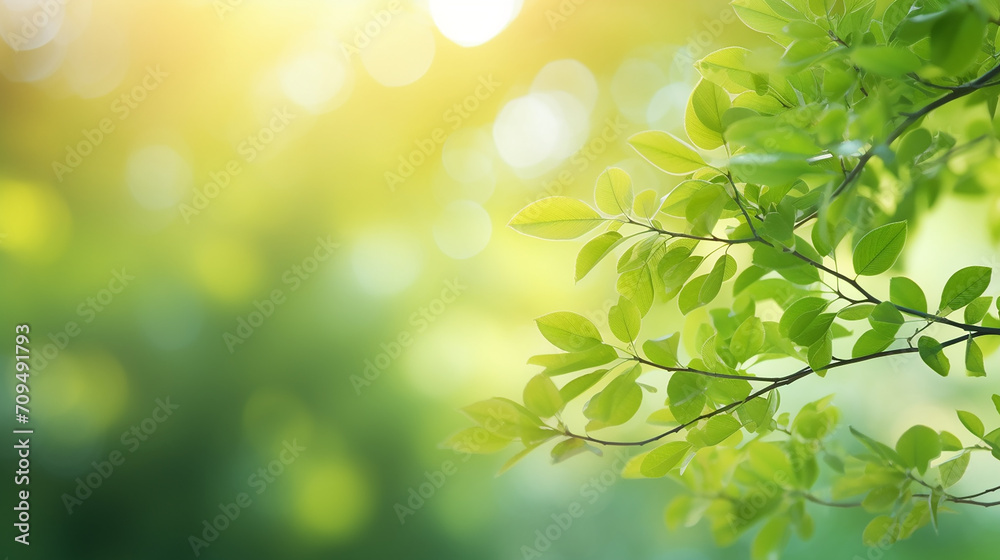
top-left (0, 0), bottom-right (998, 559)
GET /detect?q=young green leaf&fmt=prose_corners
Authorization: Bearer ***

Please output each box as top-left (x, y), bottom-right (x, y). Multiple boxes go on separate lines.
top-left (930, 6), bottom-right (987, 75)
top-left (558, 369), bottom-right (608, 402)
top-left (584, 365), bottom-right (643, 429)
top-left (686, 79), bottom-right (730, 150)
top-left (895, 425), bottom-right (942, 474)
top-left (852, 222), bottom-right (907, 276)
top-left (643, 333), bottom-right (681, 367)
top-left (918, 336), bottom-right (950, 376)
top-left (609, 297), bottom-right (642, 343)
top-left (640, 441), bottom-right (692, 477)
top-left (528, 345), bottom-right (618, 376)
top-left (509, 197), bottom-right (605, 240)
top-left (939, 452), bottom-right (971, 488)
top-left (668, 371), bottom-right (708, 424)
top-left (957, 410), bottom-right (985, 438)
top-left (890, 276), bottom-right (927, 313)
top-left (702, 415), bottom-right (742, 446)
top-left (966, 337), bottom-right (986, 377)
top-left (939, 266), bottom-right (992, 313)
top-left (868, 301), bottom-right (904, 337)
top-left (731, 316), bottom-right (766, 363)
top-left (535, 312), bottom-right (603, 352)
top-left (594, 167), bottom-right (634, 216)
top-left (629, 131), bottom-right (707, 175)
top-left (850, 45), bottom-right (922, 77)
top-left (523, 374), bottom-right (564, 418)
top-left (852, 329), bottom-right (894, 358)
top-left (575, 232), bottom-right (625, 281)
top-left (551, 438), bottom-right (589, 464)
top-left (964, 297), bottom-right (993, 324)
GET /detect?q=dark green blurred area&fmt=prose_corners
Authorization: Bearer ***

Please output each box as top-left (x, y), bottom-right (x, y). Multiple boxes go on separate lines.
top-left (0, 0), bottom-right (998, 558)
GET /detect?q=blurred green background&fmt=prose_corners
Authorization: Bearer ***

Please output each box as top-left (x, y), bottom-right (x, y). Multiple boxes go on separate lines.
top-left (0, 0), bottom-right (998, 558)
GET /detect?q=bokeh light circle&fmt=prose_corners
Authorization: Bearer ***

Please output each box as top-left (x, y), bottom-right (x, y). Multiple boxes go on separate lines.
top-left (429, 0), bottom-right (521, 47)
top-left (360, 14), bottom-right (435, 87)
top-left (127, 144), bottom-right (193, 210)
top-left (351, 229), bottom-right (423, 296)
top-left (432, 200), bottom-right (492, 259)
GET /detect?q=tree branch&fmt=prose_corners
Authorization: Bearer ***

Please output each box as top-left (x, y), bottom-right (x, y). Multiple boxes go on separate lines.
top-left (560, 333), bottom-right (980, 447)
top-left (795, 61), bottom-right (1000, 228)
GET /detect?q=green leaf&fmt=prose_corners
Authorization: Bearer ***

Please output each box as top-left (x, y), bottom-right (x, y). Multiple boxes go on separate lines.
top-left (633, 189), bottom-right (659, 219)
top-left (918, 336), bottom-right (950, 377)
top-left (731, 316), bottom-right (766, 363)
top-left (862, 516), bottom-right (898, 548)
top-left (852, 221), bottom-right (907, 276)
top-left (930, 6), bottom-right (987, 75)
top-left (575, 232), bottom-right (624, 281)
top-left (640, 441), bottom-right (692, 477)
top-left (994, 394), bottom-right (1000, 417)
top-left (668, 371), bottom-right (708, 424)
top-left (535, 312), bottom-right (603, 352)
top-left (702, 415), bottom-right (742, 446)
top-left (838, 303), bottom-right (877, 320)
top-left (559, 369), bottom-right (608, 402)
top-left (443, 427), bottom-right (512, 454)
top-left (643, 333), bottom-right (680, 367)
top-left (808, 335), bottom-right (833, 375)
top-left (686, 79), bottom-right (730, 150)
top-left (868, 301), bottom-right (904, 337)
top-left (850, 426), bottom-right (904, 466)
top-left (966, 337), bottom-right (986, 377)
top-left (733, 0), bottom-right (789, 34)
top-left (594, 167), bottom-right (634, 216)
top-left (698, 47), bottom-right (765, 93)
top-left (939, 266), bottom-right (991, 313)
top-left (528, 345), bottom-right (618, 376)
top-left (890, 277), bottom-right (927, 313)
top-left (852, 329), bottom-right (894, 358)
top-left (862, 486), bottom-right (900, 513)
top-left (752, 516), bottom-right (791, 560)
top-left (523, 374), bottom-right (563, 418)
top-left (939, 452), bottom-right (971, 488)
top-left (730, 152), bottom-right (815, 185)
top-left (550, 438), bottom-right (589, 463)
top-left (618, 266), bottom-right (655, 316)
top-left (629, 131), bottom-right (707, 175)
top-left (509, 196), bottom-right (605, 240)
top-left (699, 255), bottom-right (728, 305)
top-left (895, 425), bottom-right (942, 474)
top-left (609, 297), bottom-right (642, 343)
top-left (957, 410), bottom-right (985, 438)
top-left (584, 365), bottom-right (643, 429)
top-left (851, 45), bottom-right (922, 77)
top-left (965, 297), bottom-right (993, 324)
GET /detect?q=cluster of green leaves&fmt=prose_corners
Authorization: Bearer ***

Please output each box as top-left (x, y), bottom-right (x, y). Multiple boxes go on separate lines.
top-left (455, 0), bottom-right (1000, 556)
